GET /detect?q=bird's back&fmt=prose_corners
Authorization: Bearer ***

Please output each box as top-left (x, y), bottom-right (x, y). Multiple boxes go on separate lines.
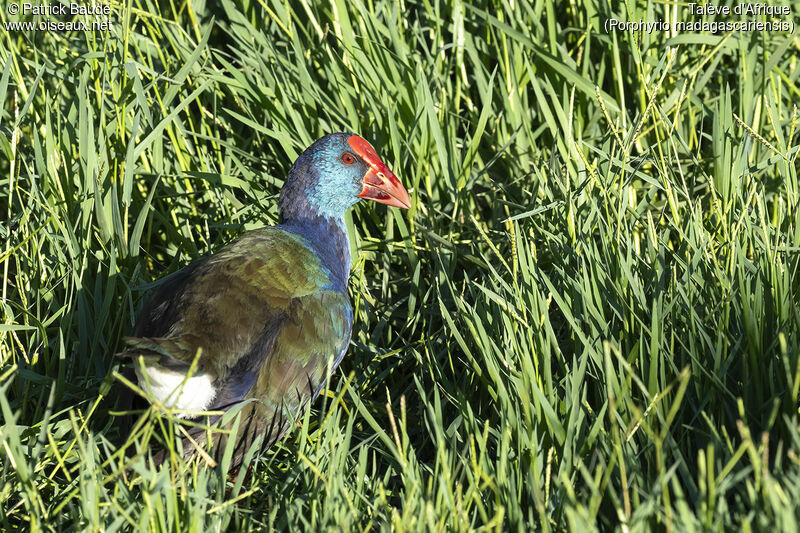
top-left (123, 226), bottom-right (353, 465)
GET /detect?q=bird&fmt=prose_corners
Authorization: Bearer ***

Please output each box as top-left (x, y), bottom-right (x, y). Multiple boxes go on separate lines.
top-left (119, 132), bottom-right (411, 468)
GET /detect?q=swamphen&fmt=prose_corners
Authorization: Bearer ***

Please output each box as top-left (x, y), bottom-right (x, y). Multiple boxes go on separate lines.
top-left (121, 133), bottom-right (410, 467)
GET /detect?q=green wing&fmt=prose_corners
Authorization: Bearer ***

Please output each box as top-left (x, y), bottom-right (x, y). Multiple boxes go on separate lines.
top-left (122, 228), bottom-right (353, 461)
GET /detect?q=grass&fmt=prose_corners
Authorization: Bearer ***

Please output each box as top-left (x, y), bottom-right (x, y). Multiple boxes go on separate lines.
top-left (2, 0), bottom-right (800, 530)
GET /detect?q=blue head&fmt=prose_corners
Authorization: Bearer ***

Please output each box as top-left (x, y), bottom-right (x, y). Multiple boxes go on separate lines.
top-left (279, 133), bottom-right (410, 223)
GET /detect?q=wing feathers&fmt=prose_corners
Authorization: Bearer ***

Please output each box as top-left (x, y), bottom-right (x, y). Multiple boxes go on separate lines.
top-left (120, 228), bottom-right (354, 465)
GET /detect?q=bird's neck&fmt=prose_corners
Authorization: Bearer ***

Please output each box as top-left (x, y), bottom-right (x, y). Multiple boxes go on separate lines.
top-left (279, 212), bottom-right (351, 291)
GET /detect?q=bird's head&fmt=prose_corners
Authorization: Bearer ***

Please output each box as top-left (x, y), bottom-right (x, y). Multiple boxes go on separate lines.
top-left (279, 133), bottom-right (411, 221)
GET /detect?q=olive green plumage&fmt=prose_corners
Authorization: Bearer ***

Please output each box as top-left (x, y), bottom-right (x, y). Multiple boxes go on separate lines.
top-left (123, 229), bottom-right (352, 463)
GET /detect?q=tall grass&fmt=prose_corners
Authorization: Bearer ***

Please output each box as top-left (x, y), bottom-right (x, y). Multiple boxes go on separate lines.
top-left (2, 0), bottom-right (800, 530)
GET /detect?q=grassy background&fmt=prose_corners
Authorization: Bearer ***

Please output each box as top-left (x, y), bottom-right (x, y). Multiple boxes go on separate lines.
top-left (2, 0), bottom-right (800, 530)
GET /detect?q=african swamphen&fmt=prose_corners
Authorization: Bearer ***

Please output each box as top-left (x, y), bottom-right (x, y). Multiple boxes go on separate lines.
top-left (121, 133), bottom-right (410, 467)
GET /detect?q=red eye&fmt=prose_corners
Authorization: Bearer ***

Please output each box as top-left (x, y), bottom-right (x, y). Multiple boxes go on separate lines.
top-left (342, 153), bottom-right (355, 164)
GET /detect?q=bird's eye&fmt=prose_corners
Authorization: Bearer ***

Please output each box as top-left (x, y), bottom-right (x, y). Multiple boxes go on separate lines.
top-left (342, 153), bottom-right (355, 164)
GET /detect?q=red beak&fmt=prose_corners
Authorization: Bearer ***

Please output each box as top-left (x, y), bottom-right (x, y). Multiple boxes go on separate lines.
top-left (348, 135), bottom-right (411, 209)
